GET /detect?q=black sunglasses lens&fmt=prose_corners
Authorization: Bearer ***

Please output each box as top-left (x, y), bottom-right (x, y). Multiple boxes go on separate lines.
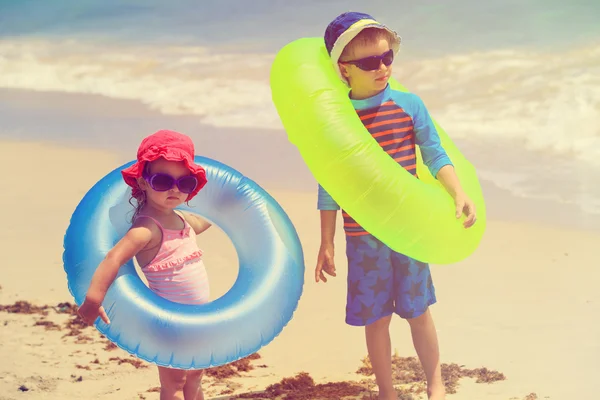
top-left (358, 58), bottom-right (381, 71)
top-left (356, 50), bottom-right (394, 71)
top-left (382, 50), bottom-right (394, 66)
top-left (178, 176), bottom-right (198, 194)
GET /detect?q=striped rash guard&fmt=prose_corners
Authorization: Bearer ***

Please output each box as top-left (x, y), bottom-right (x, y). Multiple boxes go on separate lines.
top-left (317, 84), bottom-right (453, 236)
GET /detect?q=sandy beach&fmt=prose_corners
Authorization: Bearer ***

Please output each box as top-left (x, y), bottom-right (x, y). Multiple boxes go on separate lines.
top-left (1, 139), bottom-right (598, 400)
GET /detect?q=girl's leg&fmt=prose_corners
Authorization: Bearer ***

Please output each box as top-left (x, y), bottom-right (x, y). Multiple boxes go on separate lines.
top-left (183, 370), bottom-right (204, 400)
top-left (158, 366), bottom-right (187, 400)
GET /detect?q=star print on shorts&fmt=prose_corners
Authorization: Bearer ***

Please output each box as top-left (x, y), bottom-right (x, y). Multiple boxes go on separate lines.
top-left (344, 234), bottom-right (436, 326)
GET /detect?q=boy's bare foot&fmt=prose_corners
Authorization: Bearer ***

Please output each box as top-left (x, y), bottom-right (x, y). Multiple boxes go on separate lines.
top-left (427, 384), bottom-right (446, 400)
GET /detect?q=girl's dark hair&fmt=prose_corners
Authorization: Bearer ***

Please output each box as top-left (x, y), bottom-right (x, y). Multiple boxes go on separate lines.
top-left (128, 162), bottom-right (150, 223)
top-left (128, 191), bottom-right (146, 223)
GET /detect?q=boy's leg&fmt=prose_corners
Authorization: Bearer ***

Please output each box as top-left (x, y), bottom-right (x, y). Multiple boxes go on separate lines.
top-left (407, 309), bottom-right (445, 399)
top-left (393, 254), bottom-right (445, 399)
top-left (345, 234), bottom-right (397, 399)
top-left (365, 315), bottom-right (396, 398)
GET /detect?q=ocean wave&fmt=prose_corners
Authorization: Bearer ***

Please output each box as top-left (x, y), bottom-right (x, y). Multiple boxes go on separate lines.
top-left (0, 38), bottom-right (281, 128)
top-left (406, 44), bottom-right (600, 166)
top-left (1, 38), bottom-right (599, 165)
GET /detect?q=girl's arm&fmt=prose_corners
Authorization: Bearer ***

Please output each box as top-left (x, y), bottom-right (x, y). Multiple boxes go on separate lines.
top-left (181, 212), bottom-right (212, 235)
top-left (78, 221), bottom-right (153, 324)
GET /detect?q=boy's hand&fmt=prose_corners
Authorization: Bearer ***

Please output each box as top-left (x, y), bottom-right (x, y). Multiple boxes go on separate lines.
top-left (78, 299), bottom-right (110, 326)
top-left (453, 191), bottom-right (477, 228)
top-left (315, 242), bottom-right (336, 283)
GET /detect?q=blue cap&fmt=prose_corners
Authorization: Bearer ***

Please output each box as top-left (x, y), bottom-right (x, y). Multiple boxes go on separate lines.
top-left (324, 12), bottom-right (401, 83)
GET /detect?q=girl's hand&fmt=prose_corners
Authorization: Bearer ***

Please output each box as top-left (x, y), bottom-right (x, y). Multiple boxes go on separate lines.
top-left (78, 299), bottom-right (110, 325)
top-left (453, 191), bottom-right (477, 228)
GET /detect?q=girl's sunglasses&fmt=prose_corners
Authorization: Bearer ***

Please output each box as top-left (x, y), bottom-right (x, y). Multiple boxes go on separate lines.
top-left (143, 172), bottom-right (198, 194)
top-left (340, 49), bottom-right (394, 71)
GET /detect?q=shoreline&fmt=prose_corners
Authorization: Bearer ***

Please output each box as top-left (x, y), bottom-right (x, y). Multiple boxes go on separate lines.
top-left (2, 82), bottom-right (600, 217)
top-left (1, 130), bottom-right (599, 235)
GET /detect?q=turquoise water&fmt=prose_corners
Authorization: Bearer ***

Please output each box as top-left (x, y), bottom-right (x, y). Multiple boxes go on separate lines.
top-left (1, 0), bottom-right (599, 54)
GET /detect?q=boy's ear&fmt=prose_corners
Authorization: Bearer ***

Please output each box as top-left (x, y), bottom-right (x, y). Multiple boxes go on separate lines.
top-left (338, 62), bottom-right (350, 79)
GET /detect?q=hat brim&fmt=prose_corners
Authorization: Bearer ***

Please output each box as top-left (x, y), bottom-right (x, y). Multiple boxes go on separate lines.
top-left (121, 152), bottom-right (207, 202)
top-left (329, 19), bottom-right (401, 85)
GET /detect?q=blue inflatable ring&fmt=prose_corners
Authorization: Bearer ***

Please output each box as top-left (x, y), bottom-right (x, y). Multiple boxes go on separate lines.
top-left (63, 157), bottom-right (304, 369)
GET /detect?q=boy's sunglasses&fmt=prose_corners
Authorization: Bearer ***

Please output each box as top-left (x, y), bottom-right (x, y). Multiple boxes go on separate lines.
top-left (143, 172), bottom-right (198, 194)
top-left (339, 49), bottom-right (394, 71)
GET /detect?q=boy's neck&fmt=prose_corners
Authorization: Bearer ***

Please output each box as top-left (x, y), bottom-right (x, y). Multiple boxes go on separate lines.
top-left (348, 85), bottom-right (387, 100)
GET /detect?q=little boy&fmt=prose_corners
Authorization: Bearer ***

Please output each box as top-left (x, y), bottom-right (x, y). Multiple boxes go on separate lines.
top-left (316, 12), bottom-right (477, 400)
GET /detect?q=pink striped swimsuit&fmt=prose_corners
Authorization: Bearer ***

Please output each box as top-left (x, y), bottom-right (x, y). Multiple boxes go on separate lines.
top-left (136, 215), bottom-right (210, 305)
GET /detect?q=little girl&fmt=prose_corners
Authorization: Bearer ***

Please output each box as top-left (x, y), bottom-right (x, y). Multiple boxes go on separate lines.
top-left (78, 129), bottom-right (212, 400)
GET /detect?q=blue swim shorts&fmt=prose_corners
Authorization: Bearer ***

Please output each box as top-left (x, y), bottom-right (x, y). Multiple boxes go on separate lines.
top-left (345, 234), bottom-right (436, 326)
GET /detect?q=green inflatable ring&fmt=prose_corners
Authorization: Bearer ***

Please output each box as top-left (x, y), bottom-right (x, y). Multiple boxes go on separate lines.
top-left (270, 37), bottom-right (486, 264)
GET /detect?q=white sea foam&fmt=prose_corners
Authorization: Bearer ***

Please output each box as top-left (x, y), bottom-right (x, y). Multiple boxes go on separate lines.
top-left (1, 38), bottom-right (599, 165)
top-left (0, 39), bottom-right (281, 129)
top-left (405, 45), bottom-right (600, 167)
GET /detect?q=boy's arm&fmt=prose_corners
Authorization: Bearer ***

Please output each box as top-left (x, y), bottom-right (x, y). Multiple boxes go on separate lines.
top-left (316, 184), bottom-right (338, 282)
top-left (437, 164), bottom-right (477, 227)
top-left (436, 164), bottom-right (464, 198)
top-left (411, 95), bottom-right (477, 227)
top-left (318, 184), bottom-right (340, 211)
top-left (317, 184), bottom-right (339, 243)
top-left (320, 210), bottom-right (337, 243)
top-left (411, 94), bottom-right (453, 179)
